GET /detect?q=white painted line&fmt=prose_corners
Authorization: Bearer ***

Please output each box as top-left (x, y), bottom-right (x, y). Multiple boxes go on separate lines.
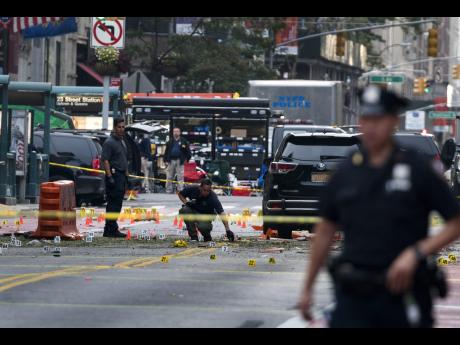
top-left (222, 205), bottom-right (236, 209)
top-left (277, 315), bottom-right (309, 328)
top-left (434, 305), bottom-right (460, 310)
top-left (252, 206), bottom-right (262, 210)
top-left (148, 206), bottom-right (166, 209)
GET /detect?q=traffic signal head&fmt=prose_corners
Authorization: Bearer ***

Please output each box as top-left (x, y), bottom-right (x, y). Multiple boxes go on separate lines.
top-left (336, 33), bottom-right (345, 57)
top-left (424, 79), bottom-right (433, 94)
top-left (413, 77), bottom-right (427, 96)
top-left (453, 64), bottom-right (460, 80)
top-left (427, 28), bottom-right (438, 57)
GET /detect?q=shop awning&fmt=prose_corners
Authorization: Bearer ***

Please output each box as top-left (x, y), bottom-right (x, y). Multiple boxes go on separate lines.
top-left (77, 63), bottom-right (103, 85)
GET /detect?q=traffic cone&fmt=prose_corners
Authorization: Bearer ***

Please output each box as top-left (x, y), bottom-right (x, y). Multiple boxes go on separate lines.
top-left (126, 230), bottom-right (131, 240)
top-left (130, 215), bottom-right (135, 224)
top-left (178, 216), bottom-right (184, 229)
top-left (241, 220), bottom-right (247, 229)
top-left (173, 216), bottom-right (178, 226)
top-left (155, 212), bottom-right (160, 224)
top-left (19, 216), bottom-right (24, 225)
top-left (85, 217), bottom-right (92, 226)
top-left (237, 218), bottom-right (241, 227)
top-left (146, 210), bottom-right (152, 220)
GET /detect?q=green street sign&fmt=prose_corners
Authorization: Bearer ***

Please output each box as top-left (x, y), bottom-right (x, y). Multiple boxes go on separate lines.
top-left (428, 111), bottom-right (458, 119)
top-left (369, 75), bottom-right (406, 83)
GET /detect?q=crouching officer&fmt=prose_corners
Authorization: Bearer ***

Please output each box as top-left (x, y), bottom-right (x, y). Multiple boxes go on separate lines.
top-left (298, 85), bottom-right (460, 328)
top-left (178, 178), bottom-right (235, 242)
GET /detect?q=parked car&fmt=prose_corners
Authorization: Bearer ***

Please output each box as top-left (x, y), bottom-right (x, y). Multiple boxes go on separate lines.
top-left (34, 129), bottom-right (142, 205)
top-left (34, 131), bottom-right (106, 206)
top-left (262, 132), bottom-right (361, 238)
top-left (393, 131), bottom-right (441, 161)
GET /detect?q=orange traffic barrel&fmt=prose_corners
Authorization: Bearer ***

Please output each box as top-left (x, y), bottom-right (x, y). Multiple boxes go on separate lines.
top-left (31, 180), bottom-right (82, 240)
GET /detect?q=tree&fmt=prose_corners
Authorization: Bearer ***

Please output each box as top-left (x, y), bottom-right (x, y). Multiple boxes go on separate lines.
top-left (126, 17), bottom-right (286, 94)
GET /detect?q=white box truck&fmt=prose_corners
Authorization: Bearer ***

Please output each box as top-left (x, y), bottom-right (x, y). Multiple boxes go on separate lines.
top-left (248, 80), bottom-right (344, 126)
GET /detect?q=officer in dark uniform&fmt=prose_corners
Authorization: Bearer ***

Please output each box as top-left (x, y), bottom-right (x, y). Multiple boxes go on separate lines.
top-left (101, 118), bottom-right (130, 238)
top-left (298, 85), bottom-right (460, 328)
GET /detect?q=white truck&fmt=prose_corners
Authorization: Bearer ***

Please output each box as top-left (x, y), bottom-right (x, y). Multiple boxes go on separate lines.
top-left (248, 80), bottom-right (344, 126)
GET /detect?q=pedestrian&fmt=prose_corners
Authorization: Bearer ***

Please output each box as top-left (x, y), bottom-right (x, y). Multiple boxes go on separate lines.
top-left (164, 127), bottom-right (191, 193)
top-left (101, 118), bottom-right (131, 238)
top-left (178, 178), bottom-right (235, 242)
top-left (298, 85), bottom-right (460, 328)
top-left (138, 133), bottom-right (152, 193)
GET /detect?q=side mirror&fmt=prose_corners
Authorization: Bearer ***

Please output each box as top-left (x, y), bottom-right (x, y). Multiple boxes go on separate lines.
top-left (441, 139), bottom-right (456, 168)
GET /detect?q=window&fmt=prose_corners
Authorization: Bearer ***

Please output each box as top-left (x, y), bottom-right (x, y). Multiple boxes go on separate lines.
top-left (52, 136), bottom-right (92, 165)
top-left (280, 137), bottom-right (359, 161)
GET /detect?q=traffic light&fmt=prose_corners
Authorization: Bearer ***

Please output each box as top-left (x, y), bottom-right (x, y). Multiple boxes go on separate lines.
top-left (413, 77), bottom-right (427, 96)
top-left (427, 28), bottom-right (438, 57)
top-left (336, 33), bottom-right (346, 57)
top-left (453, 64), bottom-right (460, 80)
top-left (424, 79), bottom-right (434, 94)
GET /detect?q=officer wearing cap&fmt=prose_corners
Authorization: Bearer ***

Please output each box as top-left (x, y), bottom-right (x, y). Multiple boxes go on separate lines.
top-left (298, 85), bottom-right (460, 327)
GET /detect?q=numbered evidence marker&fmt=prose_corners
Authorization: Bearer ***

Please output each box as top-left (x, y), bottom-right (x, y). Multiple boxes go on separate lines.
top-left (438, 257), bottom-right (449, 266)
top-left (448, 253), bottom-right (457, 263)
top-left (43, 246), bottom-right (50, 253)
top-left (209, 241), bottom-right (216, 248)
top-left (14, 240), bottom-right (22, 247)
top-left (221, 246), bottom-right (229, 253)
top-left (268, 257), bottom-right (276, 264)
top-left (159, 233), bottom-right (166, 240)
top-left (160, 255), bottom-right (169, 263)
top-left (248, 259), bottom-right (256, 267)
top-left (54, 236), bottom-right (61, 244)
top-left (53, 247), bottom-right (62, 257)
top-left (85, 236), bottom-right (93, 243)
top-left (210, 254), bottom-right (217, 260)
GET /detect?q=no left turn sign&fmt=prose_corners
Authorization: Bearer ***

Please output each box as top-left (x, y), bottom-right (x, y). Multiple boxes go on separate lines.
top-left (91, 17), bottom-right (125, 49)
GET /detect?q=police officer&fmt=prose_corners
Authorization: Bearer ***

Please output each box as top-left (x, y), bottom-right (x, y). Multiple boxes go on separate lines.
top-left (178, 178), bottom-right (235, 242)
top-left (102, 118), bottom-right (130, 238)
top-left (298, 85), bottom-right (460, 328)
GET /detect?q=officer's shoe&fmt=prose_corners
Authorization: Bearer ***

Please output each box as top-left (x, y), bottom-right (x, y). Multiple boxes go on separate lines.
top-left (190, 236), bottom-right (199, 241)
top-left (103, 230), bottom-right (127, 238)
top-left (203, 235), bottom-right (213, 242)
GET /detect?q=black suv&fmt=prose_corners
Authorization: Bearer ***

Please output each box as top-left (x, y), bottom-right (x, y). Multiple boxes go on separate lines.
top-left (393, 132), bottom-right (441, 161)
top-left (263, 133), bottom-right (361, 238)
top-left (34, 131), bottom-right (106, 206)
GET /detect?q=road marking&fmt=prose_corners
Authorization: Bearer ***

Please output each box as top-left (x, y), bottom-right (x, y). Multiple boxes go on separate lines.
top-left (0, 300), bottom-right (296, 316)
top-left (0, 248), bottom-right (214, 293)
top-left (277, 315), bottom-right (309, 328)
top-left (0, 266), bottom-right (109, 293)
top-left (435, 305), bottom-right (460, 310)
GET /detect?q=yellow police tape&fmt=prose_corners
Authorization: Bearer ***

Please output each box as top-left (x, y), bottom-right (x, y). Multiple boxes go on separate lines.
top-left (48, 162), bottom-right (263, 193)
top-left (0, 208), bottom-right (322, 224)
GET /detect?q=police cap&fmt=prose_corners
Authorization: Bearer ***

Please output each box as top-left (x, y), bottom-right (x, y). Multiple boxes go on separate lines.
top-left (358, 85), bottom-right (410, 117)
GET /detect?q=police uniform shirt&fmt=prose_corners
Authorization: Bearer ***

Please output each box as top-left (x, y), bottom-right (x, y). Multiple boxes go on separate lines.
top-left (101, 134), bottom-right (129, 172)
top-left (320, 144), bottom-right (460, 269)
top-left (180, 186), bottom-right (225, 215)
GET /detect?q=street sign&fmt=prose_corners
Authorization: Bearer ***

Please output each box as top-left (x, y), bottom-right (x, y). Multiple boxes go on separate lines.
top-left (405, 111), bottom-right (425, 131)
top-left (428, 111), bottom-right (458, 119)
top-left (91, 17), bottom-right (125, 49)
top-left (369, 75), bottom-right (405, 83)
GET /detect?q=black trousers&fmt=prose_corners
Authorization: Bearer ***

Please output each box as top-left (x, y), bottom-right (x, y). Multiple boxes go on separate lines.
top-left (329, 285), bottom-right (434, 328)
top-left (104, 171), bottom-right (126, 233)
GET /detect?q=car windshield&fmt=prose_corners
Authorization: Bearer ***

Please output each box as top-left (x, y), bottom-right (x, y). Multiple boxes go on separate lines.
top-left (280, 136), bottom-right (360, 162)
top-left (394, 135), bottom-right (438, 156)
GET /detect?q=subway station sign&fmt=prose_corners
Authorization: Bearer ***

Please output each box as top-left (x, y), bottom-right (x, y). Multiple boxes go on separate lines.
top-left (56, 95), bottom-right (107, 113)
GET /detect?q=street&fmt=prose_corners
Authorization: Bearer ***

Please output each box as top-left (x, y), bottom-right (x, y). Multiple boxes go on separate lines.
top-left (0, 194), bottom-right (458, 327)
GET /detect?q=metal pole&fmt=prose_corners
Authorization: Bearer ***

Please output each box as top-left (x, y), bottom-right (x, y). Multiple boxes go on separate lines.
top-left (102, 75), bottom-right (110, 129)
top-left (2, 28), bottom-right (8, 74)
top-left (0, 83), bottom-right (8, 198)
top-left (276, 19), bottom-right (436, 48)
top-left (43, 92), bottom-right (51, 181)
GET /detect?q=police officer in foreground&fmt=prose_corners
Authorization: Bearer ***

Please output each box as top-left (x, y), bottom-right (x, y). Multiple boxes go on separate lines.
top-left (299, 85), bottom-right (460, 327)
top-left (102, 118), bottom-right (131, 238)
top-left (178, 178), bottom-right (235, 242)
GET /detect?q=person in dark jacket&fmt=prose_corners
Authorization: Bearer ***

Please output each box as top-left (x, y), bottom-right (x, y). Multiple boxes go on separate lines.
top-left (164, 127), bottom-right (191, 193)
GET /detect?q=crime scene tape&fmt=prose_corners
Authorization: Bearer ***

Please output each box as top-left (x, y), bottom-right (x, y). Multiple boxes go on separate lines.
top-left (0, 208), bottom-right (321, 224)
top-left (49, 162), bottom-right (263, 193)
